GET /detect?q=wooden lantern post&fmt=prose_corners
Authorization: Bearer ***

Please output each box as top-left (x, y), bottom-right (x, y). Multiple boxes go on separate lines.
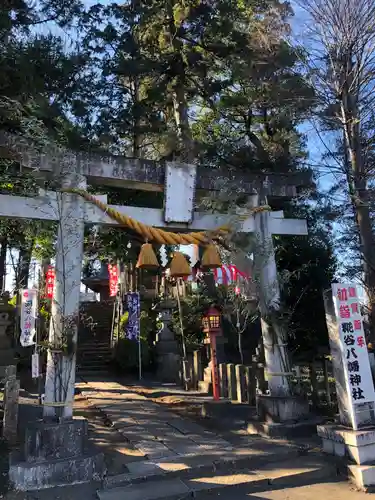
top-left (203, 306), bottom-right (222, 401)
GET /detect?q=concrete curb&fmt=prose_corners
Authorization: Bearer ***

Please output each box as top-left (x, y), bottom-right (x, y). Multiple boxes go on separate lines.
top-left (104, 447), bottom-right (312, 489)
top-left (97, 453), bottom-right (343, 500)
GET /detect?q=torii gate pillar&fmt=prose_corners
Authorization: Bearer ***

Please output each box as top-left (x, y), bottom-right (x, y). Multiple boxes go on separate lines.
top-left (248, 208), bottom-right (312, 437)
top-left (43, 173), bottom-right (86, 419)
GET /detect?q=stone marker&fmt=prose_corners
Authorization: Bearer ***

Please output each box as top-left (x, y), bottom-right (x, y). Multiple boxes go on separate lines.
top-left (318, 284), bottom-right (375, 489)
top-left (235, 364), bottom-right (246, 403)
top-left (219, 363), bottom-right (228, 398)
top-left (0, 303), bottom-right (14, 370)
top-left (245, 365), bottom-right (256, 405)
top-left (155, 301), bottom-right (181, 383)
top-left (3, 374), bottom-right (19, 445)
top-left (4, 364), bottom-right (16, 380)
top-left (227, 364), bottom-right (237, 401)
top-left (193, 350), bottom-right (203, 389)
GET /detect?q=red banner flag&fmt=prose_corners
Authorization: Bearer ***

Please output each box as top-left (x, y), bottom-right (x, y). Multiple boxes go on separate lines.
top-left (45, 266), bottom-right (55, 299)
top-left (108, 264), bottom-right (119, 297)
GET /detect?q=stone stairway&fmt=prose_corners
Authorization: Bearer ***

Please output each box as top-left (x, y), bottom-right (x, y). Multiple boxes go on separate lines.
top-left (77, 301), bottom-right (114, 376)
top-left (77, 341), bottom-right (112, 376)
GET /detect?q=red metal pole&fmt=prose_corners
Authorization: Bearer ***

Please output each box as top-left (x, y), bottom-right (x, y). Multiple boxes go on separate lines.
top-left (210, 333), bottom-right (220, 400)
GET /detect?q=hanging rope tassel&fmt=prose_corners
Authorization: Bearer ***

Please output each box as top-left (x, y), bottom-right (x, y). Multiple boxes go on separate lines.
top-left (201, 244), bottom-right (222, 270)
top-left (136, 243), bottom-right (159, 269)
top-left (169, 252), bottom-right (191, 277)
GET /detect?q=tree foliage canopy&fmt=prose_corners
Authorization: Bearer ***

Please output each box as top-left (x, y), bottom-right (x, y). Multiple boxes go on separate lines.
top-left (0, 0), bottom-right (337, 357)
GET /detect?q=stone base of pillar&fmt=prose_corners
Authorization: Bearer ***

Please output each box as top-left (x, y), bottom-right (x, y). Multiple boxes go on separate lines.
top-left (256, 394), bottom-right (310, 423)
top-left (248, 418), bottom-right (322, 439)
top-left (156, 348), bottom-right (181, 383)
top-left (9, 417), bottom-right (105, 491)
top-left (317, 424), bottom-right (375, 489)
top-left (247, 394), bottom-right (319, 438)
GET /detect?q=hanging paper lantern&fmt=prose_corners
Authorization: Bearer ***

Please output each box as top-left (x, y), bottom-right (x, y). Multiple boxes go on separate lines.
top-left (201, 244), bottom-right (222, 270)
top-left (169, 252), bottom-right (191, 277)
top-left (136, 243), bottom-right (159, 269)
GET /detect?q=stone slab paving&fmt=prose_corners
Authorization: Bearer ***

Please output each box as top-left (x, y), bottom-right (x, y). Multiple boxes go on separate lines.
top-left (79, 379), bottom-right (235, 461)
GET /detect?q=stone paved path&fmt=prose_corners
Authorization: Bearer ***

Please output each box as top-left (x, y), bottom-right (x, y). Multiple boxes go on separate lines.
top-left (75, 378), bottom-right (369, 500)
top-left (76, 378), bottom-right (316, 481)
top-left (5, 378), bottom-right (367, 500)
top-left (77, 380), bottom-right (237, 462)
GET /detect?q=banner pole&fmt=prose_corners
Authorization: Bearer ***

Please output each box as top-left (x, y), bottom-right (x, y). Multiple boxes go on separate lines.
top-left (138, 291), bottom-right (142, 381)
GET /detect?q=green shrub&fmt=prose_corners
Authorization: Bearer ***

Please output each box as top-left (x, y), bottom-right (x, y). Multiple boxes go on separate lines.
top-left (114, 337), bottom-right (150, 372)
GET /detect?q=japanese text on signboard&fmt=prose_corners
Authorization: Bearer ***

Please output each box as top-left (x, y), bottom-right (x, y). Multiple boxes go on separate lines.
top-left (332, 284), bottom-right (375, 405)
top-left (20, 289), bottom-right (37, 347)
top-left (108, 264), bottom-right (119, 297)
top-left (45, 266), bottom-right (55, 299)
top-left (126, 292), bottom-right (140, 340)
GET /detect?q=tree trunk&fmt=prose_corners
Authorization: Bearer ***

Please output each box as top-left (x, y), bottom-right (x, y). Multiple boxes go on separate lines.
top-left (16, 242), bottom-right (34, 291)
top-left (340, 63), bottom-right (375, 339)
top-left (238, 332), bottom-right (244, 365)
top-left (0, 237), bottom-right (7, 292)
top-left (167, 1), bottom-right (194, 163)
top-left (172, 82), bottom-right (193, 162)
top-left (132, 78), bottom-right (142, 158)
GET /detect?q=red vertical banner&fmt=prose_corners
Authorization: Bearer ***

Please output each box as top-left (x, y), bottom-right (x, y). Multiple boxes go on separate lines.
top-left (108, 264), bottom-right (119, 297)
top-left (45, 266), bottom-right (55, 299)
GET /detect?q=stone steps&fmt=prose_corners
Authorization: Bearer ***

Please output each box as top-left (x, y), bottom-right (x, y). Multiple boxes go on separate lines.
top-left (78, 355), bottom-right (112, 363)
top-left (97, 453), bottom-right (339, 500)
top-left (77, 363), bottom-right (111, 373)
top-left (78, 351), bottom-right (111, 359)
top-left (77, 343), bottom-right (112, 374)
top-left (103, 447), bottom-right (301, 490)
top-left (77, 369), bottom-right (112, 377)
top-left (78, 352), bottom-right (112, 359)
top-left (78, 342), bottom-right (111, 348)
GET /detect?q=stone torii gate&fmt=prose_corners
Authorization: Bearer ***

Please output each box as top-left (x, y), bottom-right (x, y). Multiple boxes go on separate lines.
top-left (0, 140), bottom-right (309, 422)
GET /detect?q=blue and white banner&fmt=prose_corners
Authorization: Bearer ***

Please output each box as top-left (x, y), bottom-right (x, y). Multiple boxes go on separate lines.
top-left (126, 292), bottom-right (140, 340)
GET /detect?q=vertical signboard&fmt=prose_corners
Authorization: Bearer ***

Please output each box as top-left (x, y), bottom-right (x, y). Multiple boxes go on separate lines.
top-left (20, 289), bottom-right (37, 347)
top-left (126, 292), bottom-right (140, 340)
top-left (332, 283), bottom-right (375, 427)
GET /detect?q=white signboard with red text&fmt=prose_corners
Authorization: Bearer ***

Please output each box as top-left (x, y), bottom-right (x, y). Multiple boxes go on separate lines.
top-left (332, 284), bottom-right (375, 417)
top-left (20, 289), bottom-right (38, 347)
